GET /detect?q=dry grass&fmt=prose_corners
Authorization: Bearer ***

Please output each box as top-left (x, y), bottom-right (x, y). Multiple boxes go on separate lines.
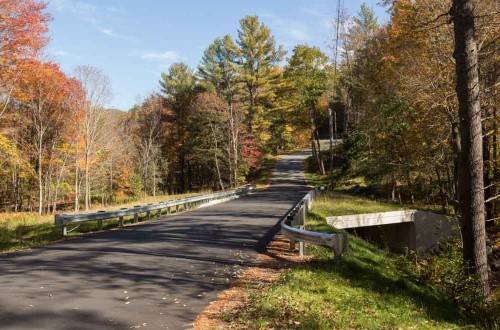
top-left (0, 191), bottom-right (204, 252)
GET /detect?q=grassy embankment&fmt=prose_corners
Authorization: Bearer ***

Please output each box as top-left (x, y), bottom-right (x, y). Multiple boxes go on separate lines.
top-left (225, 158), bottom-right (493, 329)
top-left (0, 192), bottom-right (202, 252)
top-left (228, 190), bottom-right (481, 329)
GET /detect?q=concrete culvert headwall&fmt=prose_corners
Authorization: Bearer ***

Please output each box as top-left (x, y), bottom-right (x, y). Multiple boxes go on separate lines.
top-left (327, 210), bottom-right (459, 253)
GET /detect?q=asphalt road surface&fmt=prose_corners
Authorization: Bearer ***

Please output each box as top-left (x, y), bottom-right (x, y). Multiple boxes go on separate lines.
top-left (0, 151), bottom-right (310, 329)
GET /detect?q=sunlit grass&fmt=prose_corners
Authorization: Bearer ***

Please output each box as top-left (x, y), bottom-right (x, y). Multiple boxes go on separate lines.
top-left (312, 191), bottom-right (406, 218)
top-left (0, 191), bottom-right (203, 252)
top-left (227, 192), bottom-right (478, 329)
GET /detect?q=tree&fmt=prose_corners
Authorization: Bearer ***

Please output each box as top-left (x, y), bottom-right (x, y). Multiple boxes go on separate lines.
top-left (131, 95), bottom-right (165, 196)
top-left (0, 0), bottom-right (50, 118)
top-left (19, 60), bottom-right (73, 214)
top-left (451, 0), bottom-right (490, 300)
top-left (159, 62), bottom-right (197, 192)
top-left (198, 35), bottom-right (242, 187)
top-left (188, 92), bottom-right (230, 190)
top-left (285, 45), bottom-right (329, 174)
top-left (237, 16), bottom-right (286, 137)
top-left (74, 66), bottom-right (112, 210)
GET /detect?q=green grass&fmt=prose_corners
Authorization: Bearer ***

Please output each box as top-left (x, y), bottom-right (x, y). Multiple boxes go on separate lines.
top-left (0, 192), bottom-right (200, 252)
top-left (227, 192), bottom-right (479, 329)
top-left (312, 191), bottom-right (406, 218)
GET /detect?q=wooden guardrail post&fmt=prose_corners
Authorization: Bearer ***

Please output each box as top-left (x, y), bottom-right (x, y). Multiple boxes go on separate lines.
top-left (119, 216), bottom-right (124, 227)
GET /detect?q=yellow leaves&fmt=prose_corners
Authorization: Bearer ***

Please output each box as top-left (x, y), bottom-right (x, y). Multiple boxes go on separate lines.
top-left (0, 134), bottom-right (35, 178)
top-left (260, 131), bottom-right (272, 142)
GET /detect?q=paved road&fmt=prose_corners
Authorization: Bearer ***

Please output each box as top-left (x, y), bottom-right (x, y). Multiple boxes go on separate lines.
top-left (0, 151), bottom-right (310, 329)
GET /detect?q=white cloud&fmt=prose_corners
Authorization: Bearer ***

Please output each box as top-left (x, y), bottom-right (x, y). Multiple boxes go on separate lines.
top-left (260, 13), bottom-right (311, 42)
top-left (100, 28), bottom-right (118, 38)
top-left (137, 51), bottom-right (181, 62)
top-left (97, 27), bottom-right (138, 43)
top-left (50, 0), bottom-right (137, 43)
top-left (53, 50), bottom-right (71, 57)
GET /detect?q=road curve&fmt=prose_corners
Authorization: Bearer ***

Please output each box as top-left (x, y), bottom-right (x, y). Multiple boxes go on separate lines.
top-left (0, 151), bottom-right (310, 329)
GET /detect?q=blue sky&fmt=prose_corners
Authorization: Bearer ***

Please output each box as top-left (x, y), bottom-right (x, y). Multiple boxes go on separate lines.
top-left (47, 0), bottom-right (388, 110)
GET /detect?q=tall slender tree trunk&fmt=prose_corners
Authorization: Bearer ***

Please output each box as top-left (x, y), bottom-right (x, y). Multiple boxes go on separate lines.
top-left (74, 143), bottom-right (79, 212)
top-left (229, 100), bottom-right (239, 188)
top-left (210, 123), bottom-right (225, 191)
top-left (452, 0), bottom-right (490, 300)
top-left (38, 133), bottom-right (43, 215)
top-left (85, 150), bottom-right (90, 210)
top-left (328, 107), bottom-right (335, 187)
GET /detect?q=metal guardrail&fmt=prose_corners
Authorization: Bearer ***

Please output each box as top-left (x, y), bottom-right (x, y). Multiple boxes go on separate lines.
top-left (280, 187), bottom-right (348, 260)
top-left (55, 185), bottom-right (255, 236)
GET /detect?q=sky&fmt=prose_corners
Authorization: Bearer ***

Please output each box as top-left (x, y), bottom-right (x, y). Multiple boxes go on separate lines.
top-left (46, 0), bottom-right (388, 110)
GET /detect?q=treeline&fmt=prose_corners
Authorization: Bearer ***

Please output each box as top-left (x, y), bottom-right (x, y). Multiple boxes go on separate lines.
top-left (0, 1), bottom-right (333, 214)
top-left (334, 0), bottom-right (499, 216)
top-left (331, 0), bottom-right (498, 302)
top-left (135, 17), bottom-right (332, 195)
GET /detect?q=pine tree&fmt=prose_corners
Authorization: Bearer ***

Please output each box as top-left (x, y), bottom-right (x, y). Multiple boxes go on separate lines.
top-left (159, 62), bottom-right (197, 192)
top-left (236, 16), bottom-right (286, 136)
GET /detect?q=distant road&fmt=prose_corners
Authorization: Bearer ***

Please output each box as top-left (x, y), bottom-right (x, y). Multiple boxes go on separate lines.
top-left (0, 151), bottom-right (310, 329)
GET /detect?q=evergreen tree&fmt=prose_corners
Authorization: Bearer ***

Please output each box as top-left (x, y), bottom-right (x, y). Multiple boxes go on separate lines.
top-left (236, 16), bottom-right (286, 137)
top-left (159, 62), bottom-right (197, 192)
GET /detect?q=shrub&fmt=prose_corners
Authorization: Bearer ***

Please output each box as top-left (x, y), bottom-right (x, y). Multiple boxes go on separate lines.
top-left (415, 239), bottom-right (499, 328)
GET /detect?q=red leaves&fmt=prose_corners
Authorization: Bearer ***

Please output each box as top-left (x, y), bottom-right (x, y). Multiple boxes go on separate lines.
top-left (242, 134), bottom-right (261, 169)
top-left (0, 0), bottom-right (50, 58)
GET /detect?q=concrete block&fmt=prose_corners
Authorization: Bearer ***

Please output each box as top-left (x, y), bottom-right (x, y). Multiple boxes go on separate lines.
top-left (327, 210), bottom-right (458, 254)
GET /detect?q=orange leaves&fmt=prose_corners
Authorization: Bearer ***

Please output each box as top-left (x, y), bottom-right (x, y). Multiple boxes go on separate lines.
top-left (0, 0), bottom-right (51, 97)
top-left (0, 0), bottom-right (50, 59)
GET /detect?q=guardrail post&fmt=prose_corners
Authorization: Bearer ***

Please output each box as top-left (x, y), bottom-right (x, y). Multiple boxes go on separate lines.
top-left (290, 238), bottom-right (296, 251)
top-left (157, 209), bottom-right (162, 218)
top-left (119, 216), bottom-right (124, 227)
top-left (331, 233), bottom-right (348, 261)
top-left (62, 225), bottom-right (67, 236)
top-left (167, 207), bottom-right (171, 216)
top-left (298, 226), bottom-right (305, 256)
top-left (176, 205), bottom-right (179, 213)
top-left (146, 211), bottom-right (151, 220)
top-left (133, 213), bottom-right (138, 223)
top-left (98, 220), bottom-right (103, 230)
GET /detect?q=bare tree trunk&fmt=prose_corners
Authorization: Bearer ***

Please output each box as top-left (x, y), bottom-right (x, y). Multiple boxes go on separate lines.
top-left (452, 0), bottom-right (490, 300)
top-left (210, 123), bottom-right (225, 191)
top-left (74, 143), bottom-right (79, 212)
top-left (310, 108), bottom-right (325, 175)
top-left (229, 100), bottom-right (239, 188)
top-left (85, 150), bottom-right (90, 210)
top-left (328, 107), bottom-right (335, 186)
top-left (38, 131), bottom-right (43, 215)
top-left (153, 160), bottom-right (157, 197)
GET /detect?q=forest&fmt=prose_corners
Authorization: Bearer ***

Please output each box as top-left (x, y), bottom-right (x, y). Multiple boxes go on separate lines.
top-left (0, 1), bottom-right (336, 215)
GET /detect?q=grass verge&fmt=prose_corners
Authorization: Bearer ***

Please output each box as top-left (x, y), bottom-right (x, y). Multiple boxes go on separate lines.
top-left (0, 191), bottom-right (201, 253)
top-left (225, 192), bottom-right (481, 329)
